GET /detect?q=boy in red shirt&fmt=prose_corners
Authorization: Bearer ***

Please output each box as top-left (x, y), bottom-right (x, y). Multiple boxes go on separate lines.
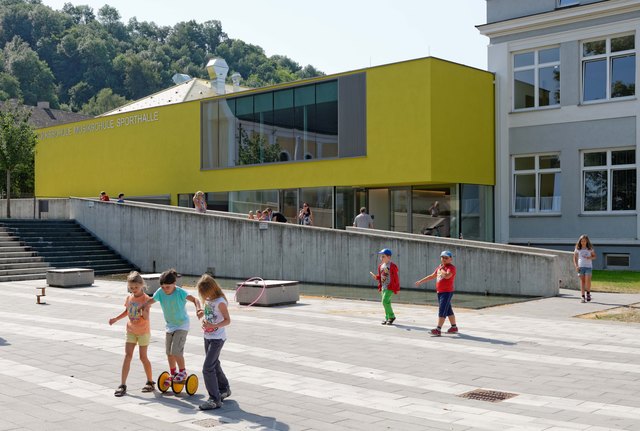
top-left (369, 248), bottom-right (400, 325)
top-left (415, 250), bottom-right (457, 336)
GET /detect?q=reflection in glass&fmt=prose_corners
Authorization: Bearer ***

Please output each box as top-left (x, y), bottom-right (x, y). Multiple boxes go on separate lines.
top-left (612, 169), bottom-right (636, 211)
top-left (229, 190), bottom-right (279, 215)
top-left (201, 80), bottom-right (338, 169)
top-left (300, 187), bottom-right (333, 228)
top-left (611, 35), bottom-right (635, 52)
top-left (539, 154), bottom-right (560, 169)
top-left (514, 52), bottom-right (534, 68)
top-left (460, 185), bottom-right (493, 241)
top-left (539, 65), bottom-right (560, 106)
top-left (584, 152), bottom-right (606, 167)
top-left (583, 59), bottom-right (607, 101)
top-left (611, 54), bottom-right (636, 98)
top-left (514, 156), bottom-right (535, 171)
top-left (390, 189), bottom-right (409, 233)
top-left (515, 174), bottom-right (535, 212)
top-left (539, 47), bottom-right (560, 64)
top-left (583, 40), bottom-right (606, 57)
top-left (612, 149), bottom-right (635, 165)
top-left (514, 70), bottom-right (535, 109)
top-left (584, 170), bottom-right (607, 211)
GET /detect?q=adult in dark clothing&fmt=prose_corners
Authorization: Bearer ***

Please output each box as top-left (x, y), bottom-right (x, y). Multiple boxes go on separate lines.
top-left (271, 212), bottom-right (288, 223)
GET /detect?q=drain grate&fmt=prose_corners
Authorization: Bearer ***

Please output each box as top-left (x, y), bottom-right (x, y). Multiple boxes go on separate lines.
top-left (192, 419), bottom-right (222, 428)
top-left (458, 389), bottom-right (518, 403)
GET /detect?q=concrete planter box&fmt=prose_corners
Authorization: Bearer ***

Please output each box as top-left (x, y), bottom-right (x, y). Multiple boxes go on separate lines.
top-left (235, 280), bottom-right (299, 306)
top-left (141, 273), bottom-right (161, 295)
top-left (46, 268), bottom-right (94, 287)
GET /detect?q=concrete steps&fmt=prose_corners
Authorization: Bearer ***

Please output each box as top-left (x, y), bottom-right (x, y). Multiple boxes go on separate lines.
top-left (0, 225), bottom-right (50, 282)
top-left (0, 219), bottom-right (138, 277)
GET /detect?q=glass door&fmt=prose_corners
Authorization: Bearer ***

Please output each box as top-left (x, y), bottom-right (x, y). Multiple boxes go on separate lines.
top-left (390, 188), bottom-right (410, 232)
top-left (280, 189), bottom-right (298, 223)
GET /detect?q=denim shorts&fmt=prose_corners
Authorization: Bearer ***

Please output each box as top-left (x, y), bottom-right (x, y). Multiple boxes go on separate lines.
top-left (437, 291), bottom-right (455, 318)
top-left (578, 267), bottom-right (592, 276)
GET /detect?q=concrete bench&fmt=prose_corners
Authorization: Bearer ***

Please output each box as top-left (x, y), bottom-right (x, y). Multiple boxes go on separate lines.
top-left (46, 268), bottom-right (94, 287)
top-left (141, 273), bottom-right (161, 295)
top-left (235, 279), bottom-right (299, 306)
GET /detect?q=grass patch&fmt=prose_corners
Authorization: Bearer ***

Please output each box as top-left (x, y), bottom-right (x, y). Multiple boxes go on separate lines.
top-left (591, 270), bottom-right (640, 293)
top-left (580, 304), bottom-right (640, 323)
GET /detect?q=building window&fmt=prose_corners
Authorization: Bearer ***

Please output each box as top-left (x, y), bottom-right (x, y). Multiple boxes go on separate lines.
top-left (583, 149), bottom-right (636, 212)
top-left (557, 0), bottom-right (579, 7)
top-left (582, 34), bottom-right (636, 102)
top-left (513, 47), bottom-right (560, 110)
top-left (513, 154), bottom-right (561, 213)
top-left (605, 254), bottom-right (630, 269)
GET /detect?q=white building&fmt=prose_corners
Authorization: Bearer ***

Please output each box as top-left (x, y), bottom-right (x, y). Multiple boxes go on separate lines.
top-left (479, 0), bottom-right (640, 269)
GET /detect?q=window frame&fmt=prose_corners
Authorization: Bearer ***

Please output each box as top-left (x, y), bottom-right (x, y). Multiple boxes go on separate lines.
top-left (512, 46), bottom-right (561, 111)
top-left (512, 153), bottom-right (562, 215)
top-left (581, 33), bottom-right (636, 103)
top-left (581, 147), bottom-right (637, 214)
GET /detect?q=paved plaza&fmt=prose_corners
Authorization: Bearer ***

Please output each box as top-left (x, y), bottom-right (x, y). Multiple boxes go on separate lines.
top-left (1, 280), bottom-right (640, 430)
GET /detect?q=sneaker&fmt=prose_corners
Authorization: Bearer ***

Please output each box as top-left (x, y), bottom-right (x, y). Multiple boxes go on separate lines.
top-left (586, 292), bottom-right (592, 302)
top-left (387, 317), bottom-right (396, 325)
top-left (581, 296), bottom-right (586, 303)
top-left (199, 398), bottom-right (222, 410)
top-left (220, 388), bottom-right (232, 400)
top-left (381, 320), bottom-right (388, 325)
top-left (447, 326), bottom-right (458, 334)
top-left (174, 371), bottom-right (187, 383)
top-left (430, 328), bottom-right (442, 336)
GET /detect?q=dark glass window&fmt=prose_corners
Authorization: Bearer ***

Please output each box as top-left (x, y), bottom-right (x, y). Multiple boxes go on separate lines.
top-left (201, 80), bottom-right (342, 168)
top-left (583, 60), bottom-right (607, 101)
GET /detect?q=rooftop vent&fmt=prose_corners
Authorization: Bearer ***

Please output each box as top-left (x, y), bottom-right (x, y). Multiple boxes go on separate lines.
top-left (172, 73), bottom-right (191, 85)
top-left (206, 58), bottom-right (229, 95)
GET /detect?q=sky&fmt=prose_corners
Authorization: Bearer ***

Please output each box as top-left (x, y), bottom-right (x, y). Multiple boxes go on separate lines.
top-left (39, 0), bottom-right (489, 75)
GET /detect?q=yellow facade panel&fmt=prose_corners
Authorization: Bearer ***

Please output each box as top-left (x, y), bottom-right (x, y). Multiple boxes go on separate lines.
top-left (35, 57), bottom-right (495, 202)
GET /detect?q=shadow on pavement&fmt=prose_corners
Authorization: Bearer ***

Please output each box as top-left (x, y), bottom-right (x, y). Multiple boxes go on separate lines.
top-left (456, 333), bottom-right (517, 346)
top-left (0, 337), bottom-right (9, 346)
top-left (204, 400), bottom-right (289, 430)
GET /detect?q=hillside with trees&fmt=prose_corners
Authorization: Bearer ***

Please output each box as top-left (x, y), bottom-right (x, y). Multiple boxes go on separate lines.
top-left (0, 0), bottom-right (324, 115)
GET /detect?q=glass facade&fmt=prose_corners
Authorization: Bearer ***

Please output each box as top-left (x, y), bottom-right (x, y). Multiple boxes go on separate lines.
top-left (202, 80), bottom-right (339, 169)
top-left (582, 34), bottom-right (636, 102)
top-left (582, 149), bottom-right (636, 212)
top-left (176, 184), bottom-right (494, 242)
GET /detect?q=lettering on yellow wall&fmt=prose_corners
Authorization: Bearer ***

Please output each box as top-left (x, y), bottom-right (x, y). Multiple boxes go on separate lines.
top-left (38, 110), bottom-right (160, 141)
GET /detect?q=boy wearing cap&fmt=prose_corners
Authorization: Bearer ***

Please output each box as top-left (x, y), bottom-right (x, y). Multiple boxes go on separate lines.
top-left (369, 248), bottom-right (400, 325)
top-left (414, 250), bottom-right (458, 336)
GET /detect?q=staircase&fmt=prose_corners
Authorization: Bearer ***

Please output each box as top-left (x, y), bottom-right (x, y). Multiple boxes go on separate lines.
top-left (0, 226), bottom-right (50, 282)
top-left (0, 219), bottom-right (138, 278)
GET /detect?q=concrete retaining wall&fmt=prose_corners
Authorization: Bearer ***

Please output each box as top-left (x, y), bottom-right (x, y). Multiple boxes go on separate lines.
top-left (70, 198), bottom-right (573, 296)
top-left (0, 198), bottom-right (70, 219)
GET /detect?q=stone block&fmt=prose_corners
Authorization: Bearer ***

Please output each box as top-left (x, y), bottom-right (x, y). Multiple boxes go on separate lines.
top-left (235, 280), bottom-right (299, 306)
top-left (46, 268), bottom-right (94, 287)
top-left (141, 273), bottom-right (161, 295)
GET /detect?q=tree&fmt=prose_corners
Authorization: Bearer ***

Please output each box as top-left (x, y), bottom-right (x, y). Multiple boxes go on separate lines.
top-left (0, 105), bottom-right (36, 217)
top-left (80, 88), bottom-right (127, 116)
top-left (3, 36), bottom-right (58, 107)
top-left (237, 127), bottom-right (281, 166)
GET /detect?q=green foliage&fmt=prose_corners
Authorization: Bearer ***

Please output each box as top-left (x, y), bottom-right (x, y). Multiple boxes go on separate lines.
top-left (0, 105), bottom-right (36, 216)
top-left (0, 0), bottom-right (324, 115)
top-left (80, 88), bottom-right (127, 116)
top-left (237, 127), bottom-right (282, 166)
top-left (3, 36), bottom-right (58, 107)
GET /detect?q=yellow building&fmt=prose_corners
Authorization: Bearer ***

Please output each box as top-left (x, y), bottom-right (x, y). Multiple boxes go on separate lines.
top-left (36, 57), bottom-right (495, 240)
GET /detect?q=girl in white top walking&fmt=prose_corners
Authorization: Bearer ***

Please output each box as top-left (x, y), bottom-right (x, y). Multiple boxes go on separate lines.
top-left (196, 274), bottom-right (231, 410)
top-left (573, 234), bottom-right (596, 303)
